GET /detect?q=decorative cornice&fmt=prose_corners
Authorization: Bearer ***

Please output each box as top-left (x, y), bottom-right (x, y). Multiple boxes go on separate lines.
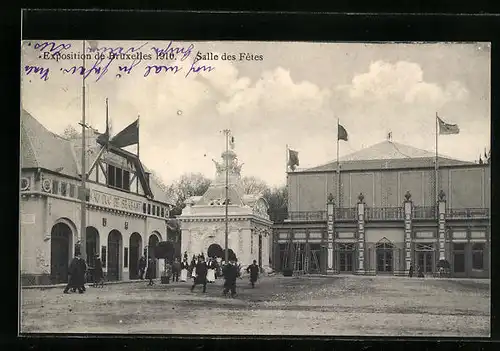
top-left (20, 190), bottom-right (161, 220)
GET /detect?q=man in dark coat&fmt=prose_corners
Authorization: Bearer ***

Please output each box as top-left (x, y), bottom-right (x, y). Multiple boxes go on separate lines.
top-left (63, 252), bottom-right (86, 294)
top-left (223, 261), bottom-right (238, 298)
top-left (190, 256), bottom-right (208, 293)
top-left (172, 258), bottom-right (181, 282)
top-left (246, 260), bottom-right (260, 288)
top-left (408, 264), bottom-right (414, 278)
top-left (138, 255), bottom-right (147, 280)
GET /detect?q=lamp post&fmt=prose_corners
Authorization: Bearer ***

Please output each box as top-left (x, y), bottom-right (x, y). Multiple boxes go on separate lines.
top-left (78, 40), bottom-right (88, 258)
top-left (223, 129), bottom-right (230, 264)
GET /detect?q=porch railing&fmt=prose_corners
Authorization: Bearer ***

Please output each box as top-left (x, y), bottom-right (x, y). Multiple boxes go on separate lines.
top-left (446, 208), bottom-right (490, 219)
top-left (365, 207), bottom-right (403, 220)
top-left (335, 207), bottom-right (357, 220)
top-left (412, 206), bottom-right (436, 220)
top-left (287, 211), bottom-right (327, 221)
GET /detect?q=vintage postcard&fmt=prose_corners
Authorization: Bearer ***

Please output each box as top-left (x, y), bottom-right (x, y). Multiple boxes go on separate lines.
top-left (20, 40), bottom-right (490, 336)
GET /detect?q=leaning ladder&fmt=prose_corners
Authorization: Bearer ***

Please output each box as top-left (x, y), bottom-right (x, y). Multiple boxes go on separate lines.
top-left (293, 243), bottom-right (305, 276)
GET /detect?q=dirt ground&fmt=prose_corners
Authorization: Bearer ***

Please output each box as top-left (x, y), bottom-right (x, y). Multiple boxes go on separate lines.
top-left (20, 275), bottom-right (490, 336)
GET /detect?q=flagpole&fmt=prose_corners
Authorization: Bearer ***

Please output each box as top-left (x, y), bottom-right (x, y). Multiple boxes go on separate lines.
top-left (286, 144), bottom-right (289, 174)
top-left (435, 112), bottom-right (439, 205)
top-left (223, 129), bottom-right (230, 264)
top-left (79, 40), bottom-right (87, 259)
top-left (137, 114), bottom-right (140, 194)
top-left (337, 118), bottom-right (340, 207)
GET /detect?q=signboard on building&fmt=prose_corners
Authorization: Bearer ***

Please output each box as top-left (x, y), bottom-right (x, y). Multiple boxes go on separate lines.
top-left (89, 189), bottom-right (142, 213)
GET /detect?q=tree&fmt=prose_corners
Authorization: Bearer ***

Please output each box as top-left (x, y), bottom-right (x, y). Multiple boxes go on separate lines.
top-left (241, 176), bottom-right (269, 195)
top-left (62, 125), bottom-right (79, 139)
top-left (166, 173), bottom-right (212, 216)
top-left (262, 185), bottom-right (288, 222)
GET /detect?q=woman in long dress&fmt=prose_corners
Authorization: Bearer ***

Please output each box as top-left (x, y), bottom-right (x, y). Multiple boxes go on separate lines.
top-left (191, 257), bottom-right (198, 280)
top-left (180, 259), bottom-right (188, 282)
top-left (207, 258), bottom-right (216, 283)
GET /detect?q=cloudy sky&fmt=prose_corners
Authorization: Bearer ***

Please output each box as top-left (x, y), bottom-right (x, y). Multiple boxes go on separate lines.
top-left (21, 41), bottom-right (490, 187)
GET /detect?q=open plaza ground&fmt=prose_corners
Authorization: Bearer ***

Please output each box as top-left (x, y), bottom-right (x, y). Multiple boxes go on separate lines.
top-left (20, 275), bottom-right (490, 336)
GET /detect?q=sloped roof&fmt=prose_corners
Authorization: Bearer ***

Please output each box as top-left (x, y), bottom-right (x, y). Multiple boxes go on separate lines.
top-left (196, 185), bottom-right (246, 206)
top-left (21, 109), bottom-right (173, 205)
top-left (21, 109), bottom-right (80, 178)
top-left (304, 140), bottom-right (474, 172)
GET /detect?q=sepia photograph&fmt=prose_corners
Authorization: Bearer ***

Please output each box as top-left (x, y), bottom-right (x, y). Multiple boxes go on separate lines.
top-left (20, 40), bottom-right (490, 336)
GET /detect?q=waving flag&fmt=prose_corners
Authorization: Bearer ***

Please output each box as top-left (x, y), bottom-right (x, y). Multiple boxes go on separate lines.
top-left (437, 116), bottom-right (460, 135)
top-left (338, 124), bottom-right (348, 141)
top-left (111, 118), bottom-right (139, 148)
top-left (288, 149), bottom-right (299, 171)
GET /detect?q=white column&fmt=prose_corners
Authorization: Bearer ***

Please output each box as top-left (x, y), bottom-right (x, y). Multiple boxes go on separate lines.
top-left (438, 199), bottom-right (446, 260)
top-left (404, 200), bottom-right (412, 273)
top-left (326, 198), bottom-right (335, 274)
top-left (356, 200), bottom-right (365, 275)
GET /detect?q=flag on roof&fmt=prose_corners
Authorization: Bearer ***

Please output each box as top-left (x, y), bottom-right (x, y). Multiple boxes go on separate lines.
top-left (288, 149), bottom-right (299, 171)
top-left (111, 118), bottom-right (139, 148)
top-left (437, 116), bottom-right (460, 135)
top-left (338, 124), bottom-right (348, 141)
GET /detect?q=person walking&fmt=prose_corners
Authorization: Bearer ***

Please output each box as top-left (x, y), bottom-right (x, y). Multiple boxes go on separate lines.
top-left (172, 258), bottom-right (181, 282)
top-left (93, 254), bottom-right (104, 287)
top-left (408, 264), bottom-right (414, 278)
top-left (138, 255), bottom-right (147, 280)
top-left (190, 256), bottom-right (208, 293)
top-left (63, 252), bottom-right (86, 294)
top-left (146, 258), bottom-right (155, 286)
top-left (417, 265), bottom-right (425, 278)
top-left (223, 260), bottom-right (238, 298)
top-left (207, 258), bottom-right (216, 283)
top-left (190, 256), bottom-right (198, 280)
top-left (180, 258), bottom-right (189, 282)
top-left (246, 260), bottom-right (260, 288)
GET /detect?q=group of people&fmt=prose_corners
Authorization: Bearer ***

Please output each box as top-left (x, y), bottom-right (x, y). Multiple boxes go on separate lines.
top-left (62, 248), bottom-right (262, 296)
top-left (408, 264), bottom-right (425, 278)
top-left (63, 252), bottom-right (104, 294)
top-left (187, 252), bottom-right (261, 298)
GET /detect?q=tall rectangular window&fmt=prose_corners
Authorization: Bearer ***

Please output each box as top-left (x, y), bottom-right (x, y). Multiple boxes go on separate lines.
top-left (123, 170), bottom-right (130, 191)
top-left (107, 165), bottom-right (116, 187)
top-left (69, 184), bottom-right (75, 197)
top-left (453, 243), bottom-right (466, 273)
top-left (60, 182), bottom-right (67, 196)
top-left (115, 168), bottom-right (123, 188)
top-left (124, 247), bottom-right (129, 268)
top-left (161, 207), bottom-right (165, 218)
top-left (472, 243), bottom-right (484, 270)
top-left (52, 180), bottom-right (59, 194)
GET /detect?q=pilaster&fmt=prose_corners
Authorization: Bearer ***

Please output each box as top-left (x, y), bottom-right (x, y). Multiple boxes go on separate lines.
top-left (438, 194), bottom-right (446, 260)
top-left (356, 193), bottom-right (365, 275)
top-left (326, 193), bottom-right (335, 274)
top-left (403, 197), bottom-right (413, 275)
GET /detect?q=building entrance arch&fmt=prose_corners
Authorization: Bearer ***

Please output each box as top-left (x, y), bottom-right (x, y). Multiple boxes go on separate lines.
top-left (207, 243), bottom-right (224, 258)
top-left (148, 233), bottom-right (161, 278)
top-left (50, 222), bottom-right (73, 284)
top-left (129, 233), bottom-right (142, 280)
top-left (107, 230), bottom-right (123, 281)
top-left (85, 227), bottom-right (100, 266)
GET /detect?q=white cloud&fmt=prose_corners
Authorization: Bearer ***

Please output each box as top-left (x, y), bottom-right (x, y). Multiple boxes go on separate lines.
top-left (343, 60), bottom-right (469, 106)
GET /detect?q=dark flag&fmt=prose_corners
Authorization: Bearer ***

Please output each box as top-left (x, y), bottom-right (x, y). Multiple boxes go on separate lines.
top-left (288, 149), bottom-right (299, 171)
top-left (111, 119), bottom-right (139, 148)
top-left (437, 116), bottom-right (460, 135)
top-left (338, 124), bottom-right (348, 141)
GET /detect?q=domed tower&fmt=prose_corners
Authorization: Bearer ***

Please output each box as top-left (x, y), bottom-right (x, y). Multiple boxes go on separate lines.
top-left (212, 148), bottom-right (244, 187)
